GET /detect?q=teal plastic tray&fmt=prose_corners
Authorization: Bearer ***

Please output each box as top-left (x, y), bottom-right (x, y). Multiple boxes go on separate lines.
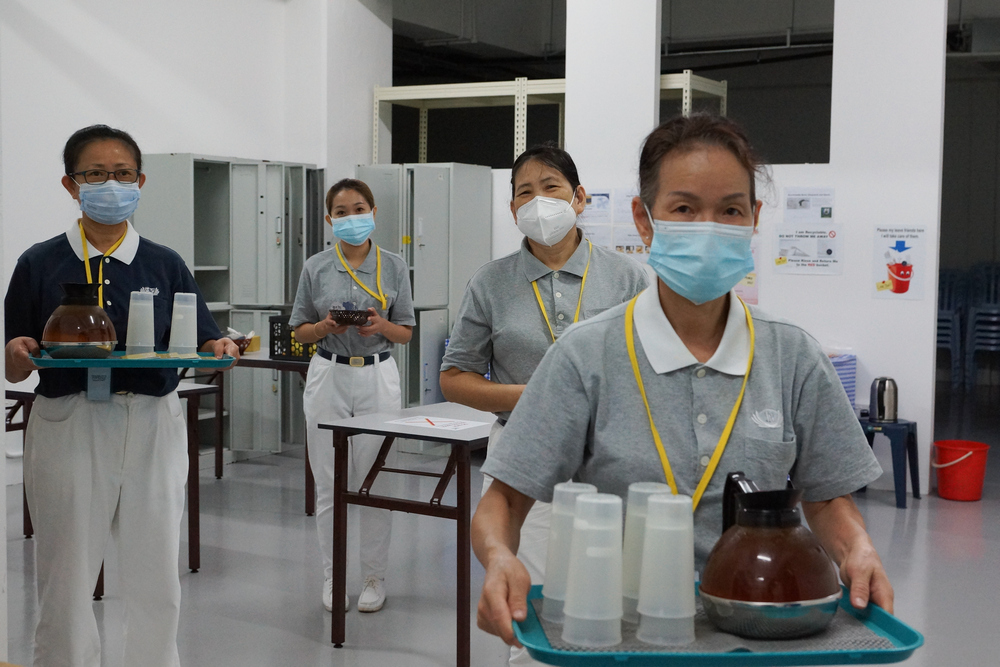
top-left (33, 351), bottom-right (235, 369)
top-left (514, 586), bottom-right (923, 666)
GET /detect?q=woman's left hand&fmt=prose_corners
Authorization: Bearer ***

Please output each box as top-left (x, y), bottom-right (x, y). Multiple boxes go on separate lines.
top-left (837, 541), bottom-right (894, 613)
top-left (206, 337), bottom-right (241, 368)
top-left (357, 307), bottom-right (390, 337)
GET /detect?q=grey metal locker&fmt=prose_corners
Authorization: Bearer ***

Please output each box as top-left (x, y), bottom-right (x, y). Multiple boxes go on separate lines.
top-left (229, 309), bottom-right (282, 452)
top-left (134, 154), bottom-right (195, 267)
top-left (356, 164), bottom-right (405, 257)
top-left (284, 165), bottom-right (306, 304)
top-left (444, 163), bottom-right (493, 328)
top-left (263, 164), bottom-right (285, 305)
top-left (417, 309), bottom-right (448, 405)
top-left (230, 163), bottom-right (260, 305)
top-left (410, 166), bottom-right (450, 309)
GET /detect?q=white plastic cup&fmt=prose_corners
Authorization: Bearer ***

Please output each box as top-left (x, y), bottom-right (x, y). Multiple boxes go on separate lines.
top-left (561, 493), bottom-right (623, 648)
top-left (622, 482), bottom-right (672, 623)
top-left (168, 292), bottom-right (198, 355)
top-left (635, 494), bottom-right (696, 646)
top-left (541, 482), bottom-right (597, 623)
top-left (125, 291), bottom-right (155, 355)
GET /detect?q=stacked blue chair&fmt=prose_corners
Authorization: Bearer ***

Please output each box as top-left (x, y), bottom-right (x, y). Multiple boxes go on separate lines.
top-left (964, 263), bottom-right (1000, 390)
top-left (937, 269), bottom-right (965, 390)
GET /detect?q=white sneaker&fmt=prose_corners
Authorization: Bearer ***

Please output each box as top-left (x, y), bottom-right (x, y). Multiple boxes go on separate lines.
top-left (323, 578), bottom-right (350, 612)
top-left (357, 576), bottom-right (386, 613)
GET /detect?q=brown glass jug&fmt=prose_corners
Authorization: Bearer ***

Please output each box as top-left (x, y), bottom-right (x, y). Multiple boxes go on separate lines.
top-left (700, 472), bottom-right (840, 603)
top-left (41, 283), bottom-right (117, 358)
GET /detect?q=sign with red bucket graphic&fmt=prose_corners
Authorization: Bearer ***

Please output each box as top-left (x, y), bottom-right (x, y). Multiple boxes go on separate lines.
top-left (874, 227), bottom-right (926, 300)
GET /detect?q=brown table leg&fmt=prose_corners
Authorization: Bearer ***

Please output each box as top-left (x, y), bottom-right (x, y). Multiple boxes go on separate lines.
top-left (94, 563), bottom-right (105, 601)
top-left (23, 399), bottom-right (34, 539)
top-left (23, 487), bottom-right (33, 539)
top-left (331, 429), bottom-right (349, 648)
top-left (456, 445), bottom-right (471, 667)
top-left (305, 434), bottom-right (316, 516)
top-left (215, 384), bottom-right (224, 479)
top-left (187, 394), bottom-right (201, 573)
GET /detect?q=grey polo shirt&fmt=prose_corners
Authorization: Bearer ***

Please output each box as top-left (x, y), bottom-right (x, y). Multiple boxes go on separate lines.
top-left (289, 244), bottom-right (415, 357)
top-left (481, 286), bottom-right (882, 571)
top-left (441, 233), bottom-right (649, 421)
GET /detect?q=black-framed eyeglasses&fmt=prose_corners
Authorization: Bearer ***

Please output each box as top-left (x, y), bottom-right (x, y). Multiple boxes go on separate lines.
top-left (68, 169), bottom-right (141, 185)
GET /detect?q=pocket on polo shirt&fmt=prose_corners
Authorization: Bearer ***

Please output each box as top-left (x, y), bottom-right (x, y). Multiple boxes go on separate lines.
top-left (741, 435), bottom-right (797, 489)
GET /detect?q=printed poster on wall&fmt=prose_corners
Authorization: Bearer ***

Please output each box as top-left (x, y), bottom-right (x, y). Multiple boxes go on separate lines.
top-left (872, 227), bottom-right (927, 300)
top-left (577, 187), bottom-right (649, 263)
top-left (773, 187), bottom-right (841, 275)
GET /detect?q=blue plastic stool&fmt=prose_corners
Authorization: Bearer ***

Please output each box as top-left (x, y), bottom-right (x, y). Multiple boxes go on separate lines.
top-left (856, 419), bottom-right (921, 509)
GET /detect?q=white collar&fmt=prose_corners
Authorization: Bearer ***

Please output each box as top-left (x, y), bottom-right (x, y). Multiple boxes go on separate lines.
top-left (633, 287), bottom-right (751, 376)
top-left (65, 220), bottom-right (140, 266)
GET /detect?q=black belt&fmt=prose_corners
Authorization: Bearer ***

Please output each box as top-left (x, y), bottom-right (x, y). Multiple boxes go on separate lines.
top-left (317, 347), bottom-right (390, 367)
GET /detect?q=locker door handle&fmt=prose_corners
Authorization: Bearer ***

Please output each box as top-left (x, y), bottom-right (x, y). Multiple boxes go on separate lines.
top-left (275, 216), bottom-right (283, 234)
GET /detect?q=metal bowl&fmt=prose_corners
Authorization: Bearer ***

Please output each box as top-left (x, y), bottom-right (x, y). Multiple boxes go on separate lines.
top-left (41, 341), bottom-right (117, 359)
top-left (700, 589), bottom-right (842, 639)
top-left (329, 309), bottom-right (370, 326)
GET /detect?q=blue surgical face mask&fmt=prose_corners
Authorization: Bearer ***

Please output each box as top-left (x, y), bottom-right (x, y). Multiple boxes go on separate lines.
top-left (78, 180), bottom-right (141, 225)
top-left (645, 206), bottom-right (754, 305)
top-left (332, 212), bottom-right (375, 246)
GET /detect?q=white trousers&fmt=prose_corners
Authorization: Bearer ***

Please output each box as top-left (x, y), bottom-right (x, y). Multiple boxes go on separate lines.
top-left (303, 353), bottom-right (400, 581)
top-left (24, 391), bottom-right (187, 667)
top-left (481, 421), bottom-right (552, 666)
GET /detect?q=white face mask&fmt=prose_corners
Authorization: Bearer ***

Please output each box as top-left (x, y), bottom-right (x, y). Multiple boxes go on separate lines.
top-left (515, 196), bottom-right (578, 246)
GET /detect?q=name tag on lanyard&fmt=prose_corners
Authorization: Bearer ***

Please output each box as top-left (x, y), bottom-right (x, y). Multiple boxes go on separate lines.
top-left (87, 367), bottom-right (112, 401)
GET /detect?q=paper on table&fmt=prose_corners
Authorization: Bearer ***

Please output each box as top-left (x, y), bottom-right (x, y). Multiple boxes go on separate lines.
top-left (386, 416), bottom-right (490, 431)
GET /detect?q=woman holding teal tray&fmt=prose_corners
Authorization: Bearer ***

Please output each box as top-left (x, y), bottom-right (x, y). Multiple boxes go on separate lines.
top-left (4, 124), bottom-right (239, 667)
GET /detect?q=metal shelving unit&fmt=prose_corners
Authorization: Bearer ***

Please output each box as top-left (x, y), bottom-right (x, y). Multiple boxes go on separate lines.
top-left (372, 70), bottom-right (727, 163)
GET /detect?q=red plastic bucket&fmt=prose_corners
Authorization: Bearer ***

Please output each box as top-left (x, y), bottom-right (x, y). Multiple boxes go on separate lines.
top-left (932, 440), bottom-right (990, 501)
top-left (887, 263), bottom-right (913, 293)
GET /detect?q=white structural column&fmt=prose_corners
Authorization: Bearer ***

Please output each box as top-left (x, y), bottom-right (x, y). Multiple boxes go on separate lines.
top-left (563, 0), bottom-right (661, 186)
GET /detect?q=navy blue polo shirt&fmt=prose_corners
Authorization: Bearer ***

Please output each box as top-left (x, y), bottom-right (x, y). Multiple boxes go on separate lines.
top-left (4, 222), bottom-right (223, 398)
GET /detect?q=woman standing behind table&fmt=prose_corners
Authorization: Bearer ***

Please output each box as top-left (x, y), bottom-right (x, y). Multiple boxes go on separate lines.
top-left (4, 125), bottom-right (239, 667)
top-left (440, 144), bottom-right (647, 663)
top-left (472, 114), bottom-right (893, 649)
top-left (290, 178), bottom-right (414, 614)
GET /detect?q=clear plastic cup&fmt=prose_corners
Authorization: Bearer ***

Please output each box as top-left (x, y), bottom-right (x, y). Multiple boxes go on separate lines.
top-left (561, 493), bottom-right (623, 648)
top-left (168, 292), bottom-right (198, 355)
top-left (622, 482), bottom-right (672, 623)
top-left (541, 482), bottom-right (597, 623)
top-left (125, 291), bottom-right (155, 355)
top-left (636, 494), bottom-right (696, 646)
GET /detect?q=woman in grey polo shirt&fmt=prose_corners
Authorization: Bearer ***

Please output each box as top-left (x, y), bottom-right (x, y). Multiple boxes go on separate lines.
top-left (471, 115), bottom-right (894, 648)
top-left (440, 144), bottom-right (647, 662)
top-left (290, 178), bottom-right (415, 615)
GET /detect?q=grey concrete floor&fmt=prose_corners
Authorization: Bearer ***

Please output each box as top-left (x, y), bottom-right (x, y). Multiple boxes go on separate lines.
top-left (6, 381), bottom-right (1000, 665)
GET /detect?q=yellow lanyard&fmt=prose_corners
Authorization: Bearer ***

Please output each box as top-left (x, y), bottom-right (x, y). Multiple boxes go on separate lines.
top-left (335, 242), bottom-right (387, 310)
top-left (531, 239), bottom-right (593, 343)
top-left (624, 292), bottom-right (755, 511)
top-left (79, 220), bottom-right (127, 308)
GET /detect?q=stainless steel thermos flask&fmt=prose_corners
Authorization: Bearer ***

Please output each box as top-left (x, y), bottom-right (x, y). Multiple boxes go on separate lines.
top-left (869, 377), bottom-right (898, 423)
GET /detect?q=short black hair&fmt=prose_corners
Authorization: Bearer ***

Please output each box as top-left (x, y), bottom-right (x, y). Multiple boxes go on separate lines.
top-left (510, 142), bottom-right (581, 198)
top-left (63, 125), bottom-right (142, 174)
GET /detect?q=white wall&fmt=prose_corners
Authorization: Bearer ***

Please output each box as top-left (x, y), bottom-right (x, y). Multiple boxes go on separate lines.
top-left (754, 0), bottom-right (948, 490)
top-left (563, 0), bottom-right (661, 188)
top-left (327, 0), bottom-right (393, 180)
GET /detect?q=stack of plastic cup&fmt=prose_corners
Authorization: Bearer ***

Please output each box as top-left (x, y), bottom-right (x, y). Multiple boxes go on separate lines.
top-left (561, 493), bottom-right (623, 648)
top-left (622, 482), bottom-right (672, 623)
top-left (126, 291), bottom-right (155, 355)
top-left (636, 494), bottom-right (696, 646)
top-left (168, 292), bottom-right (198, 355)
top-left (541, 482), bottom-right (597, 623)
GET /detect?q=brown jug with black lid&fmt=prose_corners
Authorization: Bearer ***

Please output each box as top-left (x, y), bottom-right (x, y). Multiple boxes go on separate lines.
top-left (41, 283), bottom-right (117, 358)
top-left (700, 472), bottom-right (840, 603)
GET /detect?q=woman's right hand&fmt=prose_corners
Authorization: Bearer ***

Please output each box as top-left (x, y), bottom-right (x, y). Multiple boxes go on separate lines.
top-left (477, 548), bottom-right (532, 647)
top-left (5, 336), bottom-right (40, 382)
